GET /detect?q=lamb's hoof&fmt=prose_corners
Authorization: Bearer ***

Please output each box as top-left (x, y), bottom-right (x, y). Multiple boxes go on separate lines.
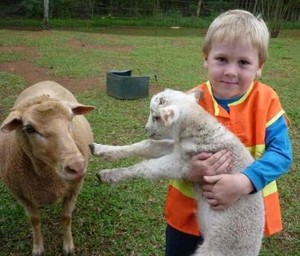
top-left (89, 144), bottom-right (95, 154)
top-left (96, 172), bottom-right (103, 183)
top-left (96, 170), bottom-right (117, 183)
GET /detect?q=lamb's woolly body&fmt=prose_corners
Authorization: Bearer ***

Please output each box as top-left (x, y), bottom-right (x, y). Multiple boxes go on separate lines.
top-left (91, 89), bottom-right (264, 256)
top-left (0, 81), bottom-right (94, 256)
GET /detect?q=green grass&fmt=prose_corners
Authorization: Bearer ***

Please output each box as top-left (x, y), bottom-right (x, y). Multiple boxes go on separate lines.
top-left (0, 27), bottom-right (299, 255)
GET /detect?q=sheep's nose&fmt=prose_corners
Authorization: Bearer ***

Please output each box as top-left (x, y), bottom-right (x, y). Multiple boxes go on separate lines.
top-left (64, 156), bottom-right (86, 180)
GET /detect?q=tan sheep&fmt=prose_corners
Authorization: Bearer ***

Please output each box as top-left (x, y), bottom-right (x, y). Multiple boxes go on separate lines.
top-left (0, 81), bottom-right (95, 256)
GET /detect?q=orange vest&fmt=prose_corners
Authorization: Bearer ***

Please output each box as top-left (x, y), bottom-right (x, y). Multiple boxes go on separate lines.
top-left (165, 81), bottom-right (289, 237)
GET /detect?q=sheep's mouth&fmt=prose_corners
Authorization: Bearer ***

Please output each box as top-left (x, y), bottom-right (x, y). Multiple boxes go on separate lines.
top-left (60, 167), bottom-right (85, 181)
top-left (148, 133), bottom-right (172, 141)
top-left (148, 133), bottom-right (161, 140)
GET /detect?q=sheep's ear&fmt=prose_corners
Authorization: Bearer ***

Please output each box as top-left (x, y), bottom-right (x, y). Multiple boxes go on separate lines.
top-left (1, 110), bottom-right (22, 133)
top-left (187, 89), bottom-right (203, 102)
top-left (155, 96), bottom-right (168, 107)
top-left (64, 102), bottom-right (96, 115)
top-left (71, 105), bottom-right (95, 115)
top-left (159, 105), bottom-right (179, 127)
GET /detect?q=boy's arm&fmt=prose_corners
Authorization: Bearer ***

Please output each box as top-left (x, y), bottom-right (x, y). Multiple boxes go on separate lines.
top-left (242, 115), bottom-right (292, 192)
top-left (202, 115), bottom-right (292, 210)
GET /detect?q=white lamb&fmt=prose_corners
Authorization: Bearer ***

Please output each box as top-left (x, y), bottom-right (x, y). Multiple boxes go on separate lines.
top-left (90, 89), bottom-right (264, 256)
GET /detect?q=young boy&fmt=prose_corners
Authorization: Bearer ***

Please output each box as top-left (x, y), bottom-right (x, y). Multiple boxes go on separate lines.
top-left (165, 9), bottom-right (292, 256)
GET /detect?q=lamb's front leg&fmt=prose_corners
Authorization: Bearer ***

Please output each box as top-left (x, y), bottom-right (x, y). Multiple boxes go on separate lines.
top-left (90, 139), bottom-right (175, 160)
top-left (97, 152), bottom-right (189, 183)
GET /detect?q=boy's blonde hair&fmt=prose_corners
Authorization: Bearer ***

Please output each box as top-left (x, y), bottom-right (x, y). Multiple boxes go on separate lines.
top-left (202, 9), bottom-right (270, 65)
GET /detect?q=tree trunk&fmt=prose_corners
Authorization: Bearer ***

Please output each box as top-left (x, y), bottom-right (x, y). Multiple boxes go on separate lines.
top-left (43, 0), bottom-right (49, 30)
top-left (134, 0), bottom-right (139, 16)
top-left (196, 0), bottom-right (203, 17)
top-left (153, 0), bottom-right (160, 16)
top-left (253, 0), bottom-right (258, 14)
top-left (269, 0), bottom-right (293, 38)
top-left (88, 0), bottom-right (94, 19)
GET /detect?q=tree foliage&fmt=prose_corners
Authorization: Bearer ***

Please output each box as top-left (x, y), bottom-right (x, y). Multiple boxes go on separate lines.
top-left (1, 0), bottom-right (299, 36)
top-left (1, 0), bottom-right (296, 21)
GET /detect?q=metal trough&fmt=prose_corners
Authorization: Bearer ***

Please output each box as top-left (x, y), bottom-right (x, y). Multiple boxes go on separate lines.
top-left (106, 70), bottom-right (150, 100)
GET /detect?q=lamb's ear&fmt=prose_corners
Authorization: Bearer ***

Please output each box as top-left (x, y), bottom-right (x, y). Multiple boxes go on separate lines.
top-left (0, 110), bottom-right (22, 133)
top-left (187, 89), bottom-right (203, 102)
top-left (159, 105), bottom-right (179, 127)
top-left (155, 95), bottom-right (168, 107)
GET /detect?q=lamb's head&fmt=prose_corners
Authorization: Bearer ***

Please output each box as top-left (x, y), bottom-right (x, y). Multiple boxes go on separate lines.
top-left (0, 97), bottom-right (95, 181)
top-left (145, 89), bottom-right (202, 140)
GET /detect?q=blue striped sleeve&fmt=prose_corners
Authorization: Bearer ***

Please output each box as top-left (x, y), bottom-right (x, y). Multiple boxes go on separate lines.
top-left (242, 115), bottom-right (293, 192)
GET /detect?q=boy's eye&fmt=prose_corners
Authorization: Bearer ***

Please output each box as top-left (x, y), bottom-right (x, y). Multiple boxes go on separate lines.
top-left (216, 57), bottom-right (227, 63)
top-left (239, 60), bottom-right (250, 65)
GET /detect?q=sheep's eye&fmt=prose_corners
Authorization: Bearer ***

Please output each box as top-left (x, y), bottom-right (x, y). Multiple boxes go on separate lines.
top-left (153, 116), bottom-right (161, 122)
top-left (23, 125), bottom-right (36, 134)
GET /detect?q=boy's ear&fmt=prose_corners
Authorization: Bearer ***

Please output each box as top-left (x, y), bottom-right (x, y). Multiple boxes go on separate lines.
top-left (159, 105), bottom-right (179, 127)
top-left (256, 65), bottom-right (263, 78)
top-left (203, 54), bottom-right (208, 68)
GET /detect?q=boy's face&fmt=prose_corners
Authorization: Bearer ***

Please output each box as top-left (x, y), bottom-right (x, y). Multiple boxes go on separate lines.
top-left (204, 40), bottom-right (263, 99)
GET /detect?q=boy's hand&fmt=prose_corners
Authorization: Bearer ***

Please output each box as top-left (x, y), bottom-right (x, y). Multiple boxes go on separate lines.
top-left (202, 173), bottom-right (254, 210)
top-left (188, 150), bottom-right (232, 183)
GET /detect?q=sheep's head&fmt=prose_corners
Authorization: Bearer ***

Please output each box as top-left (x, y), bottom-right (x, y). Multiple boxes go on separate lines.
top-left (0, 99), bottom-right (95, 181)
top-left (145, 89), bottom-right (202, 140)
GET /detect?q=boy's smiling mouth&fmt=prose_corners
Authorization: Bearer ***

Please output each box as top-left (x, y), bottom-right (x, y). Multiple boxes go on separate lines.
top-left (220, 81), bottom-right (239, 86)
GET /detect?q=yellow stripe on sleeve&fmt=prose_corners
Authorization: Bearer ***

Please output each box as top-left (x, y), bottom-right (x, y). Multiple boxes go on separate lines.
top-left (266, 110), bottom-right (285, 128)
top-left (246, 145), bottom-right (265, 159)
top-left (262, 181), bottom-right (278, 197)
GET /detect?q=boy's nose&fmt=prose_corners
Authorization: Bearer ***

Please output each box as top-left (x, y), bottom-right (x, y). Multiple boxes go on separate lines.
top-left (224, 63), bottom-right (238, 76)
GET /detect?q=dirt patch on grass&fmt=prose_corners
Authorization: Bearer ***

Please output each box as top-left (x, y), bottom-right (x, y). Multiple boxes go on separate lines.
top-left (0, 36), bottom-right (106, 94)
top-left (68, 39), bottom-right (134, 52)
top-left (0, 45), bottom-right (35, 54)
top-left (0, 59), bottom-right (160, 97)
top-left (280, 30), bottom-right (300, 38)
top-left (0, 60), bottom-right (105, 94)
top-left (0, 37), bottom-right (157, 97)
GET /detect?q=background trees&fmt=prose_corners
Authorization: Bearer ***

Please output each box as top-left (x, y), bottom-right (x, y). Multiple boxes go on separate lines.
top-left (1, 0), bottom-right (299, 36)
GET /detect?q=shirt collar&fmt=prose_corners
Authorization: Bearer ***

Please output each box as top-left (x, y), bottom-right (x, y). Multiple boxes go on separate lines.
top-left (206, 81), bottom-right (254, 115)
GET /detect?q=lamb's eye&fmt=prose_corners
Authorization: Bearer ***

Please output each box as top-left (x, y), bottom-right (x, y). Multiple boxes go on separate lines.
top-left (153, 116), bottom-right (161, 122)
top-left (23, 125), bottom-right (36, 134)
